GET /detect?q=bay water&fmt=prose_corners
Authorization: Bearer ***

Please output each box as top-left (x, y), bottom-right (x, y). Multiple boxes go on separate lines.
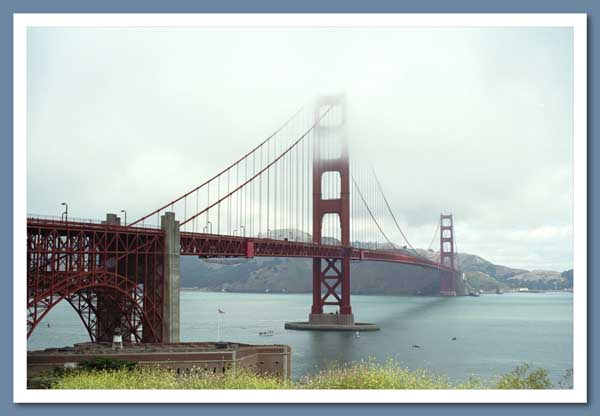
top-left (28, 291), bottom-right (573, 384)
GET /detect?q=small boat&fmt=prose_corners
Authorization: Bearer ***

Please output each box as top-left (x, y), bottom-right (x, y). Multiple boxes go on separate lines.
top-left (411, 344), bottom-right (421, 348)
top-left (259, 330), bottom-right (274, 336)
top-left (354, 331), bottom-right (360, 338)
top-left (451, 337), bottom-right (457, 341)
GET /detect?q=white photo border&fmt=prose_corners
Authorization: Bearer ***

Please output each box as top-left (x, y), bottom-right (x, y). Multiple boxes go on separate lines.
top-left (13, 13), bottom-right (587, 404)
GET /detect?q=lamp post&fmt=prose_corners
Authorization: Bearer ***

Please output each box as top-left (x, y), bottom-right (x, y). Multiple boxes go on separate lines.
top-left (207, 221), bottom-right (212, 234)
top-left (61, 202), bottom-right (68, 222)
top-left (120, 209), bottom-right (127, 226)
top-left (240, 225), bottom-right (246, 237)
top-left (233, 229), bottom-right (238, 236)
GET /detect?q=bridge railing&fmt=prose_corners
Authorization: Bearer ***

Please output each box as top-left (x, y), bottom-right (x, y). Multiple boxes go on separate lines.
top-left (27, 213), bottom-right (163, 229)
top-left (27, 213), bottom-right (104, 224)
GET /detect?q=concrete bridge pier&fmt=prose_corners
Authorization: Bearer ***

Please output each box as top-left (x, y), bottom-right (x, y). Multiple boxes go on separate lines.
top-left (161, 212), bottom-right (180, 343)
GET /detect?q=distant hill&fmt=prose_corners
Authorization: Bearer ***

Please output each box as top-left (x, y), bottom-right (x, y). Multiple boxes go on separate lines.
top-left (180, 256), bottom-right (459, 295)
top-left (463, 271), bottom-right (507, 291)
top-left (179, 231), bottom-right (573, 294)
top-left (507, 270), bottom-right (571, 290)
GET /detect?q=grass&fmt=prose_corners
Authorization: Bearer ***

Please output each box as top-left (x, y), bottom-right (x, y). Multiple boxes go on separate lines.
top-left (45, 359), bottom-right (557, 390)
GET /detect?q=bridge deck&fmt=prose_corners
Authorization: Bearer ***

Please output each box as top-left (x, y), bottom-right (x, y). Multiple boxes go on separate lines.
top-left (27, 217), bottom-right (452, 272)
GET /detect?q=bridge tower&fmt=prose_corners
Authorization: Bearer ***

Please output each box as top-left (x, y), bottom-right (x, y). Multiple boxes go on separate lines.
top-left (439, 213), bottom-right (457, 296)
top-left (309, 94), bottom-right (354, 325)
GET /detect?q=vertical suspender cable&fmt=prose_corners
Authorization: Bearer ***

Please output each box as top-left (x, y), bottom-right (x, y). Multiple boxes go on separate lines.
top-left (207, 182), bottom-right (210, 233)
top-left (266, 138), bottom-right (271, 237)
top-left (301, 119), bottom-right (305, 240)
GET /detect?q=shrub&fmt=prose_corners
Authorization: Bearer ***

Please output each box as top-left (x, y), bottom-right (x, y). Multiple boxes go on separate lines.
top-left (495, 364), bottom-right (552, 389)
top-left (179, 370), bottom-right (286, 390)
top-left (299, 358), bottom-right (452, 389)
top-left (557, 368), bottom-right (573, 389)
top-left (28, 365), bottom-right (80, 389)
top-left (78, 357), bottom-right (137, 372)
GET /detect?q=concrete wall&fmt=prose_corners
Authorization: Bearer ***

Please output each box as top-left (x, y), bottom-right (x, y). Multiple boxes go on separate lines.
top-left (255, 346), bottom-right (292, 380)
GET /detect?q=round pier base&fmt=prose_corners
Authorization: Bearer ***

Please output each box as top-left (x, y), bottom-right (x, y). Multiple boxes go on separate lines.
top-left (440, 290), bottom-right (457, 297)
top-left (285, 313), bottom-right (380, 331)
top-left (285, 322), bottom-right (380, 331)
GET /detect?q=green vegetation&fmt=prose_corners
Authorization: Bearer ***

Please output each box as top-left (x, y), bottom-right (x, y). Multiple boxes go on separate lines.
top-left (51, 367), bottom-right (284, 390)
top-left (495, 364), bottom-right (553, 389)
top-left (78, 357), bottom-right (137, 372)
top-left (43, 360), bottom-right (557, 390)
top-left (299, 359), bottom-right (477, 389)
top-left (465, 271), bottom-right (506, 291)
top-left (27, 357), bottom-right (137, 389)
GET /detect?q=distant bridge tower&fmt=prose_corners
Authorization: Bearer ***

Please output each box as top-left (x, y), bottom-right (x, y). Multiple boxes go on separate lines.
top-left (439, 213), bottom-right (457, 296)
top-left (310, 94), bottom-right (354, 325)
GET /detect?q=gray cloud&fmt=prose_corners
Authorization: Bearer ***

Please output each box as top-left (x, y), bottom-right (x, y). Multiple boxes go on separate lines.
top-left (27, 27), bottom-right (573, 271)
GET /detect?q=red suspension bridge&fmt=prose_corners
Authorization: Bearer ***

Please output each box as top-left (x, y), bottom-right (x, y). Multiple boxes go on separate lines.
top-left (27, 94), bottom-right (462, 342)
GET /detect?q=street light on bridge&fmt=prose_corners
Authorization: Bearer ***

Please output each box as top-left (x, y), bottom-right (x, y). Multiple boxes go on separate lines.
top-left (60, 202), bottom-right (68, 222)
top-left (240, 225), bottom-right (245, 237)
top-left (120, 209), bottom-right (127, 226)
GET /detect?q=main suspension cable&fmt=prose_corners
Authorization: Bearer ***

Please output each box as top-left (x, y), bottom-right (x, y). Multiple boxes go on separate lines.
top-left (371, 167), bottom-right (420, 256)
top-left (180, 105), bottom-right (333, 227)
top-left (129, 106), bottom-right (304, 227)
top-left (428, 221), bottom-right (440, 252)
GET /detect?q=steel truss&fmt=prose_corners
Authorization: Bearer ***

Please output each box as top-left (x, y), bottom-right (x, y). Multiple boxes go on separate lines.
top-left (27, 216), bottom-right (456, 341)
top-left (27, 219), bottom-right (165, 342)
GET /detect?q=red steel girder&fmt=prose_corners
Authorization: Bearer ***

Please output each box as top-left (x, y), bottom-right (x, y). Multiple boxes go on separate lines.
top-left (27, 216), bottom-right (457, 341)
top-left (27, 218), bottom-right (165, 342)
top-left (180, 231), bottom-right (453, 272)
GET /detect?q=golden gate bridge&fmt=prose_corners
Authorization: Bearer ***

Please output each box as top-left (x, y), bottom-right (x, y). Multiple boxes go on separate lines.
top-left (27, 94), bottom-right (461, 343)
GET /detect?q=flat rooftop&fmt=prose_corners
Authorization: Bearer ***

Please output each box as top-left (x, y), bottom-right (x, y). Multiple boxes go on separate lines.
top-left (28, 341), bottom-right (286, 356)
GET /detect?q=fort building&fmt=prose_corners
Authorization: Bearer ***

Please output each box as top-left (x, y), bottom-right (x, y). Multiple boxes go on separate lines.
top-left (28, 342), bottom-right (291, 381)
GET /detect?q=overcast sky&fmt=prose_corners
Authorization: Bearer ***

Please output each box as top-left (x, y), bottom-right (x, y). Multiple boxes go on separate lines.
top-left (27, 27), bottom-right (573, 271)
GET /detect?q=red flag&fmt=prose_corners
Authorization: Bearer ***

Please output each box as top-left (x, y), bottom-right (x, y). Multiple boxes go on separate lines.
top-left (218, 309), bottom-right (225, 314)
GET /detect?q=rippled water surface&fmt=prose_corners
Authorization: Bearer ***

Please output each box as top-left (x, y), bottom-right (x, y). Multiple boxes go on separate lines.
top-left (28, 291), bottom-right (573, 383)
